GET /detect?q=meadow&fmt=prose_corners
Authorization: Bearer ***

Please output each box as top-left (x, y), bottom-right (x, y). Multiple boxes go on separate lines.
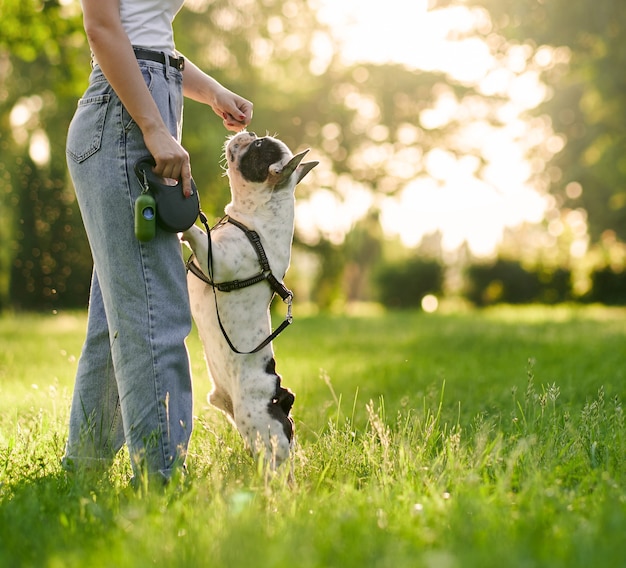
top-left (0, 305), bottom-right (625, 567)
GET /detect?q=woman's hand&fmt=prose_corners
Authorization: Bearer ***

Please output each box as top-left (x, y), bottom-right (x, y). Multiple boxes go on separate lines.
top-left (213, 87), bottom-right (253, 132)
top-left (142, 123), bottom-right (193, 197)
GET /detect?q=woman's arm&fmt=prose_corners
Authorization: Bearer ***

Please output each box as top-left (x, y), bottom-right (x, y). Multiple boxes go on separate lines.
top-left (180, 57), bottom-right (253, 131)
top-left (82, 0), bottom-right (193, 194)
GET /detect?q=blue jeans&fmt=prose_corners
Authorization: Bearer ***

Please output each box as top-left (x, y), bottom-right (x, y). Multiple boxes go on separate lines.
top-left (64, 59), bottom-right (193, 481)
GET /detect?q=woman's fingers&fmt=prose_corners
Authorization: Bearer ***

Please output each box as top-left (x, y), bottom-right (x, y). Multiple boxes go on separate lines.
top-left (147, 133), bottom-right (192, 197)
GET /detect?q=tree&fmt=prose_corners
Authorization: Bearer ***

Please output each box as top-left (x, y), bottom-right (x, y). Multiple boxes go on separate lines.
top-left (436, 0), bottom-right (626, 243)
top-left (0, 0), bottom-right (92, 310)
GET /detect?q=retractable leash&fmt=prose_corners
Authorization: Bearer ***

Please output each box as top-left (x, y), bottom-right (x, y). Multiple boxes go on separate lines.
top-left (194, 213), bottom-right (294, 355)
top-left (134, 156), bottom-right (200, 240)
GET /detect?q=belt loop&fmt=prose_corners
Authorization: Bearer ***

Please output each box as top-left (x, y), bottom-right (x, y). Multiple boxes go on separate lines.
top-left (163, 50), bottom-right (170, 77)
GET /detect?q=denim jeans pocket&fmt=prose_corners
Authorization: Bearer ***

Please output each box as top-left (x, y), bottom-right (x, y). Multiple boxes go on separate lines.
top-left (66, 94), bottom-right (110, 164)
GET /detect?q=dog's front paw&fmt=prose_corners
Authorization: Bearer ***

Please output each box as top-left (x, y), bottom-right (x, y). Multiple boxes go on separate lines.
top-left (268, 385), bottom-right (295, 442)
top-left (235, 388), bottom-right (295, 468)
top-left (181, 224), bottom-right (207, 253)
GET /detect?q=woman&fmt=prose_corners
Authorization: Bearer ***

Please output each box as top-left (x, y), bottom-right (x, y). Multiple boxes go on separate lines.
top-left (64, 0), bottom-right (252, 483)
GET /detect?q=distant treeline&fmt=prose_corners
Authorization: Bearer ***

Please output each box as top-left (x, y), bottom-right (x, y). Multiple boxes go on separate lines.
top-left (376, 257), bottom-right (626, 308)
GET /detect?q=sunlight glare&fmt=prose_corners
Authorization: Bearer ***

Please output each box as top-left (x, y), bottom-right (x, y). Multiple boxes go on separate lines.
top-left (316, 0), bottom-right (494, 83)
top-left (314, 0), bottom-right (553, 255)
top-left (29, 130), bottom-right (51, 167)
top-left (421, 294), bottom-right (439, 313)
top-left (380, 174), bottom-right (545, 257)
top-left (296, 179), bottom-right (374, 245)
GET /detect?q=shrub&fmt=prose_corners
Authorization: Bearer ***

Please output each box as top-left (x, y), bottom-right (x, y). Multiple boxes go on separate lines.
top-left (537, 267), bottom-right (572, 304)
top-left (465, 260), bottom-right (571, 306)
top-left (586, 268), bottom-right (626, 305)
top-left (375, 258), bottom-right (443, 309)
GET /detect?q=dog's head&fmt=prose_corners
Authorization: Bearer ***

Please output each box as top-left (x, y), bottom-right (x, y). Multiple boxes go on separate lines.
top-left (225, 132), bottom-right (318, 198)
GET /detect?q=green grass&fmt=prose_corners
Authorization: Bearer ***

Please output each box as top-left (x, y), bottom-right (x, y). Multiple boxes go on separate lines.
top-left (1, 305), bottom-right (625, 567)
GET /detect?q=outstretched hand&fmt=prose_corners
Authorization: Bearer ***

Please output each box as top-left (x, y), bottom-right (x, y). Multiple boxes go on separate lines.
top-left (213, 87), bottom-right (253, 132)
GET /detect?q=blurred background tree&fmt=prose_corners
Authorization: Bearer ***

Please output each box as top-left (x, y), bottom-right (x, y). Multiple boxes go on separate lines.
top-left (435, 0), bottom-right (626, 242)
top-left (1, 0), bottom-right (92, 310)
top-left (1, 0), bottom-right (625, 311)
top-left (434, 0), bottom-right (626, 304)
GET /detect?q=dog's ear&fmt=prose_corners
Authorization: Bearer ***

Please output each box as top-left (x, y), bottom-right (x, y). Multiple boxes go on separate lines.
top-left (295, 160), bottom-right (319, 185)
top-left (270, 149), bottom-right (314, 188)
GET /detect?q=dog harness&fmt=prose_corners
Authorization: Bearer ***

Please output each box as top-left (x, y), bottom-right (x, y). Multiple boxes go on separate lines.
top-left (186, 213), bottom-right (294, 354)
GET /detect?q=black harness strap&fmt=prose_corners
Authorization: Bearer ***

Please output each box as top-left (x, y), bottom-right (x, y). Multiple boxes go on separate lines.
top-left (187, 213), bottom-right (293, 355)
top-left (226, 217), bottom-right (293, 301)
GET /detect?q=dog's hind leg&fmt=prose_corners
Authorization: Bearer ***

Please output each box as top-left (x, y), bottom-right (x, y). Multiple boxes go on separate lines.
top-left (209, 386), bottom-right (234, 419)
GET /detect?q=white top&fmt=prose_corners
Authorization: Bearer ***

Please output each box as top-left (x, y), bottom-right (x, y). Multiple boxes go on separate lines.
top-left (119, 0), bottom-right (185, 54)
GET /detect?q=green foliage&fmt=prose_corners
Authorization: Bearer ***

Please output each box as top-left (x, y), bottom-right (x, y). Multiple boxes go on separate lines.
top-left (304, 239), bottom-right (346, 310)
top-left (0, 0), bottom-right (91, 310)
top-left (586, 267), bottom-right (626, 305)
top-left (8, 156), bottom-right (91, 309)
top-left (465, 259), bottom-right (572, 306)
top-left (1, 0), bottom-right (85, 66)
top-left (438, 0), bottom-right (626, 242)
top-left (1, 307), bottom-right (625, 566)
top-left (375, 257), bottom-right (444, 309)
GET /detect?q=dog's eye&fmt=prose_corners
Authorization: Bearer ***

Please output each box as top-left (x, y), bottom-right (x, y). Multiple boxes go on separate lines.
top-left (254, 140), bottom-right (263, 148)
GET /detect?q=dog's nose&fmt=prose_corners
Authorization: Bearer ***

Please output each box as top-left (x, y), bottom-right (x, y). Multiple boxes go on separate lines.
top-left (248, 132), bottom-right (257, 139)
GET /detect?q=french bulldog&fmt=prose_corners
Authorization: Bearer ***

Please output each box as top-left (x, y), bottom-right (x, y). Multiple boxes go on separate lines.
top-left (183, 131), bottom-right (318, 467)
